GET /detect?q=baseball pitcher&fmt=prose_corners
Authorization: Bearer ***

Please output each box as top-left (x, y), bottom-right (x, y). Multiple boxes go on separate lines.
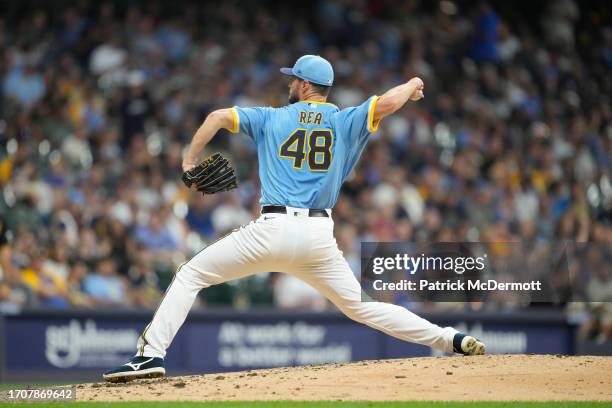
top-left (104, 55), bottom-right (485, 382)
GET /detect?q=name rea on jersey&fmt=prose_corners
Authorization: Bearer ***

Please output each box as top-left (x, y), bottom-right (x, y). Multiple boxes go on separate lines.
top-left (298, 110), bottom-right (323, 125)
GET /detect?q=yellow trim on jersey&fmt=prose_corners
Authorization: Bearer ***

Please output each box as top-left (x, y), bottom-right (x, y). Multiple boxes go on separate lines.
top-left (303, 100), bottom-right (337, 107)
top-left (229, 108), bottom-right (240, 133)
top-left (367, 96), bottom-right (381, 133)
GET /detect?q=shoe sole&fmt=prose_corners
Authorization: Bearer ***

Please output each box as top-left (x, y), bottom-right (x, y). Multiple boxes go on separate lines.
top-left (464, 337), bottom-right (486, 355)
top-left (103, 367), bottom-right (166, 383)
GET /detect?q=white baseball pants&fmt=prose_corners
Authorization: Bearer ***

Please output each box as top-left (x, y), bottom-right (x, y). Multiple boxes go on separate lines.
top-left (136, 207), bottom-right (458, 358)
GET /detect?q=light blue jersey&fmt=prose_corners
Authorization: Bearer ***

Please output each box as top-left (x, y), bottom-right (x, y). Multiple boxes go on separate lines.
top-left (231, 96), bottom-right (380, 209)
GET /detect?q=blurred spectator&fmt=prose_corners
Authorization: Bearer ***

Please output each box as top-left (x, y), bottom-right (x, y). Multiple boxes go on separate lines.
top-left (89, 34), bottom-right (127, 75)
top-left (126, 258), bottom-right (162, 308)
top-left (580, 247), bottom-right (612, 342)
top-left (470, 3), bottom-right (500, 63)
top-left (21, 252), bottom-right (69, 308)
top-left (1, 216), bottom-right (38, 310)
top-left (0, 217), bottom-right (14, 286)
top-left (134, 213), bottom-right (179, 253)
top-left (66, 261), bottom-right (94, 307)
top-left (83, 259), bottom-right (127, 306)
top-left (3, 61), bottom-right (46, 108)
top-left (120, 72), bottom-right (153, 144)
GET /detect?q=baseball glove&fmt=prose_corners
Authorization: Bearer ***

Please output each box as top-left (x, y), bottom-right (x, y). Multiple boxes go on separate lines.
top-left (181, 153), bottom-right (238, 194)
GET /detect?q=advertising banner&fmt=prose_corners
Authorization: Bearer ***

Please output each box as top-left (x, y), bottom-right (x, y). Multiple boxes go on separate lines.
top-left (1, 311), bottom-right (574, 381)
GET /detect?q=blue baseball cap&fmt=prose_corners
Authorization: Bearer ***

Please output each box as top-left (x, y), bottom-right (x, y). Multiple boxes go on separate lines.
top-left (280, 55), bottom-right (334, 86)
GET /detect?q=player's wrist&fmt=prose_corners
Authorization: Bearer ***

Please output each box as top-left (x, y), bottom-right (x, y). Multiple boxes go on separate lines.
top-left (182, 160), bottom-right (197, 172)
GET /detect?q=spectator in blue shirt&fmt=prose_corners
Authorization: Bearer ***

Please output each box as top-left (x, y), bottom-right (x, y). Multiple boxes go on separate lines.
top-left (134, 213), bottom-right (178, 252)
top-left (83, 259), bottom-right (127, 305)
top-left (3, 63), bottom-right (46, 107)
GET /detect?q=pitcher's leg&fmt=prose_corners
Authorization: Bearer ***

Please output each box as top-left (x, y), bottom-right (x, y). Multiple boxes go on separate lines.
top-left (137, 223), bottom-right (274, 358)
top-left (299, 252), bottom-right (457, 352)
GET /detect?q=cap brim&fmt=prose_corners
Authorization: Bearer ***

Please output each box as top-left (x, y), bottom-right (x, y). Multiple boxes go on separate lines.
top-left (279, 67), bottom-right (294, 76)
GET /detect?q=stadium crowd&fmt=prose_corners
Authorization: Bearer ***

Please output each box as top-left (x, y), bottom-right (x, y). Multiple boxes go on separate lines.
top-left (0, 1), bottom-right (610, 326)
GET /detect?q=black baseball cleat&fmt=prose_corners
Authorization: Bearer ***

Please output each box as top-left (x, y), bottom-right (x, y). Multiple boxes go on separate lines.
top-left (453, 333), bottom-right (486, 355)
top-left (103, 356), bottom-right (165, 383)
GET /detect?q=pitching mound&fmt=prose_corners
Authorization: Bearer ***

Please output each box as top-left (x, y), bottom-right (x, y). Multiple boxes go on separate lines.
top-left (78, 355), bottom-right (612, 402)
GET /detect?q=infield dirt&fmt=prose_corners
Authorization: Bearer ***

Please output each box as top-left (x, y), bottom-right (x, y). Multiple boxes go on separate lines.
top-left (77, 355), bottom-right (612, 402)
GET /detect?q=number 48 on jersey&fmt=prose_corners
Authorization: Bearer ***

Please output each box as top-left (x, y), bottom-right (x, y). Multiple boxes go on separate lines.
top-left (279, 129), bottom-right (333, 172)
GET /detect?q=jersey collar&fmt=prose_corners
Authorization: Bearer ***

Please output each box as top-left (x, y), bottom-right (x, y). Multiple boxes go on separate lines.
top-left (302, 100), bottom-right (338, 108)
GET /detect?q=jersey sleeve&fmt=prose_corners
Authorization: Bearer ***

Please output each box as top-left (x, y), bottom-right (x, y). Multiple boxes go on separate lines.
top-left (231, 106), bottom-right (271, 143)
top-left (333, 95), bottom-right (381, 144)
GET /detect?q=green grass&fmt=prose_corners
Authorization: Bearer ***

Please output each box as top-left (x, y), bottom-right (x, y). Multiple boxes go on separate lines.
top-left (1, 385), bottom-right (608, 407)
top-left (0, 402), bottom-right (610, 407)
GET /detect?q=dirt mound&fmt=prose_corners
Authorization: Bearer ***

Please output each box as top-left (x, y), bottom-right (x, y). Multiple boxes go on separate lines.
top-left (77, 355), bottom-right (612, 402)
